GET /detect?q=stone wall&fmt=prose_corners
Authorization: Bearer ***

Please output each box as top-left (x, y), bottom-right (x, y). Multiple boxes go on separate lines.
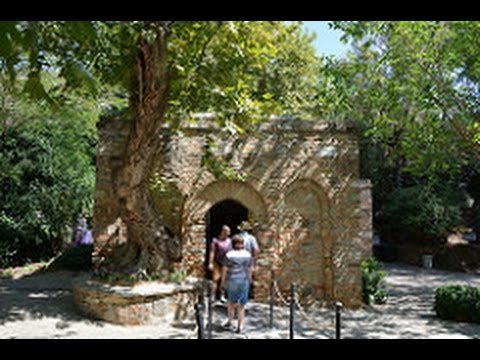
top-left (93, 116), bottom-right (372, 308)
top-left (72, 275), bottom-right (203, 325)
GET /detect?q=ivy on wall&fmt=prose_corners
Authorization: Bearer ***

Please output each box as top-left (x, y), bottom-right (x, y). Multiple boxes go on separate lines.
top-left (201, 137), bottom-right (248, 182)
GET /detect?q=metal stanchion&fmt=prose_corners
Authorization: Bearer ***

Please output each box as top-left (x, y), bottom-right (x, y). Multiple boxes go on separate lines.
top-left (289, 282), bottom-right (296, 339)
top-left (269, 270), bottom-right (274, 328)
top-left (207, 280), bottom-right (213, 339)
top-left (194, 302), bottom-right (205, 339)
top-left (335, 301), bottom-right (343, 339)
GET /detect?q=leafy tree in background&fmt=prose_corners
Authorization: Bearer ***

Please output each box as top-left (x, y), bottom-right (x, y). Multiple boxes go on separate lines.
top-left (0, 88), bottom-right (98, 267)
top-left (321, 21), bottom-right (480, 241)
top-left (3, 20), bottom-right (477, 269)
top-left (0, 21), bottom-right (319, 272)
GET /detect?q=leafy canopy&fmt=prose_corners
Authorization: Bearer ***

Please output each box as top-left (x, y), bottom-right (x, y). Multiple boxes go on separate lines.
top-left (329, 21), bottom-right (480, 169)
top-left (0, 21), bottom-right (320, 124)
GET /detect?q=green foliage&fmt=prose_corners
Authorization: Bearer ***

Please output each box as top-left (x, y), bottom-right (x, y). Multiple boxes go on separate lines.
top-left (167, 269), bottom-right (188, 284)
top-left (434, 284), bottom-right (480, 323)
top-left (0, 21), bottom-right (322, 270)
top-left (380, 185), bottom-right (464, 243)
top-left (4, 21), bottom-right (478, 269)
top-left (0, 90), bottom-right (97, 267)
top-left (168, 21), bottom-right (320, 123)
top-left (361, 258), bottom-right (388, 305)
top-left (319, 21), bottom-right (480, 243)
top-left (0, 21), bottom-right (320, 123)
top-left (201, 136), bottom-right (248, 182)
top-left (329, 21), bottom-right (479, 167)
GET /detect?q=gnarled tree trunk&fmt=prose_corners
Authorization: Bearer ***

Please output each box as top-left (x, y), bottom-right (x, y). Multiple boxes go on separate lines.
top-left (94, 22), bottom-right (180, 275)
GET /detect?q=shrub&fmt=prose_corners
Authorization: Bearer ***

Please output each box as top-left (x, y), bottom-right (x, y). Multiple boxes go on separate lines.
top-left (434, 284), bottom-right (480, 323)
top-left (361, 258), bottom-right (388, 305)
top-left (0, 99), bottom-right (97, 267)
top-left (380, 185), bottom-right (463, 244)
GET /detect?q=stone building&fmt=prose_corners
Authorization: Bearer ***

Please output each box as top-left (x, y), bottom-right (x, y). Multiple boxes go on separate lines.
top-left (93, 115), bottom-right (372, 308)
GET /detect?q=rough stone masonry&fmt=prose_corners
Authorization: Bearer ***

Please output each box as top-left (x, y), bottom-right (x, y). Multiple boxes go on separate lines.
top-left (93, 115), bottom-right (372, 308)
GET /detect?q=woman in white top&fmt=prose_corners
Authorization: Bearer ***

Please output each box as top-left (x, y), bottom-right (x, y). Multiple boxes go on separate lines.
top-left (220, 235), bottom-right (253, 334)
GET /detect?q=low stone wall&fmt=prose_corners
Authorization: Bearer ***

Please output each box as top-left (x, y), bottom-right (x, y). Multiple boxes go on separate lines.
top-left (72, 276), bottom-right (203, 325)
top-left (375, 243), bottom-right (480, 273)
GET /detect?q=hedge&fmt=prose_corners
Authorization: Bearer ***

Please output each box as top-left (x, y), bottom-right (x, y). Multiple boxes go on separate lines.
top-left (434, 284), bottom-right (480, 323)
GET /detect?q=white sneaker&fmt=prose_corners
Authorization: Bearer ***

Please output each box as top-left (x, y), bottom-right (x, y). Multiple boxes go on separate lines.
top-left (220, 295), bottom-right (228, 303)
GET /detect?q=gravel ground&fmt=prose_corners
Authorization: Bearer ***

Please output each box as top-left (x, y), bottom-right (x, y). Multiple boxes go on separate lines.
top-left (1, 263), bottom-right (479, 339)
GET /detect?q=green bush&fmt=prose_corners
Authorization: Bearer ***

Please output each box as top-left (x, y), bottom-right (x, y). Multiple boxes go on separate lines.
top-left (0, 98), bottom-right (97, 267)
top-left (361, 258), bottom-right (388, 305)
top-left (380, 185), bottom-right (463, 244)
top-left (434, 284), bottom-right (480, 323)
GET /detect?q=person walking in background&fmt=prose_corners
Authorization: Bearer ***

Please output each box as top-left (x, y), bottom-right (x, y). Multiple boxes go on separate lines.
top-left (238, 220), bottom-right (260, 260)
top-left (208, 225), bottom-right (231, 302)
top-left (72, 215), bottom-right (93, 247)
top-left (221, 235), bottom-right (253, 334)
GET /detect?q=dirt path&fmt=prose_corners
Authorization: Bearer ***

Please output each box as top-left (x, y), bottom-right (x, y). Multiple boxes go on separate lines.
top-left (1, 263), bottom-right (479, 339)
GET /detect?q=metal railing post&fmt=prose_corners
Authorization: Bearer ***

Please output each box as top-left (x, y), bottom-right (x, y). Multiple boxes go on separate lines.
top-left (289, 282), bottom-right (295, 339)
top-left (335, 301), bottom-right (343, 339)
top-left (194, 302), bottom-right (205, 339)
top-left (269, 270), bottom-right (274, 328)
top-left (207, 280), bottom-right (213, 339)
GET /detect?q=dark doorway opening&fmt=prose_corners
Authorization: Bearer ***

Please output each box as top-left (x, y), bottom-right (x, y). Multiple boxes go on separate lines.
top-left (205, 199), bottom-right (248, 278)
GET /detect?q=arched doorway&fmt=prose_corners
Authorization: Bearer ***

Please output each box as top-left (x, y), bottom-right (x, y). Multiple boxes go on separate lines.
top-left (205, 199), bottom-right (248, 300)
top-left (206, 199), bottom-right (248, 240)
top-left (205, 199), bottom-right (248, 270)
top-left (180, 180), bottom-right (268, 291)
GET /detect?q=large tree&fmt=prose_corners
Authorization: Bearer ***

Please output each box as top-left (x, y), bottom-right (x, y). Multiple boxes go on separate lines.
top-left (0, 21), bottom-right (319, 274)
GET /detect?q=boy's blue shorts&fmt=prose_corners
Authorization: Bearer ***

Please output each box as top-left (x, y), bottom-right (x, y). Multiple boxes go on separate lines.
top-left (227, 280), bottom-right (250, 305)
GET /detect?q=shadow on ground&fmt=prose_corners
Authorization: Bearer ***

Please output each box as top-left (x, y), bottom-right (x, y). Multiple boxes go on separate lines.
top-left (1, 262), bottom-right (480, 338)
top-left (0, 270), bottom-right (99, 327)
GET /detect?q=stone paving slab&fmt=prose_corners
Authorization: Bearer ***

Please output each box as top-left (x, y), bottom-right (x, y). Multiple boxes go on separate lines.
top-left (1, 263), bottom-right (479, 339)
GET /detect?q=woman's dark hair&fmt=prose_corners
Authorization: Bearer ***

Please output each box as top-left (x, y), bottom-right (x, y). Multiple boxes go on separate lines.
top-left (232, 235), bottom-right (244, 249)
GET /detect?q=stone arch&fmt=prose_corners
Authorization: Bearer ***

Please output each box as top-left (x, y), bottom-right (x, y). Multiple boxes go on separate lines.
top-left (281, 178), bottom-right (334, 303)
top-left (180, 180), bottom-right (268, 277)
top-left (183, 180), bottom-right (268, 232)
top-left (196, 180), bottom-right (267, 222)
top-left (284, 178), bottom-right (329, 220)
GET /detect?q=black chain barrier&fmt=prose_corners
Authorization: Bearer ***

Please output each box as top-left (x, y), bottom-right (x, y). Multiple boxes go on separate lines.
top-left (194, 277), bottom-right (343, 339)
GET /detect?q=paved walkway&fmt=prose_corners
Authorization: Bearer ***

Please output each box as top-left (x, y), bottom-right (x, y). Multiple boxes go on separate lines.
top-left (1, 263), bottom-right (479, 339)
